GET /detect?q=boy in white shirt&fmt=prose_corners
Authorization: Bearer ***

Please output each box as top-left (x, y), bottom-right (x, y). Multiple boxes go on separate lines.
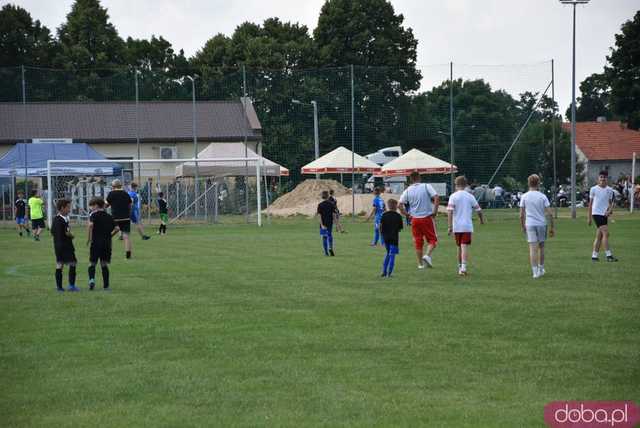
top-left (447, 176), bottom-right (485, 276)
top-left (588, 171), bottom-right (618, 262)
top-left (519, 174), bottom-right (555, 279)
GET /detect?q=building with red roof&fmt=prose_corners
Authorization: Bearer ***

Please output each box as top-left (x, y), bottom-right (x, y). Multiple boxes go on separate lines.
top-left (562, 120), bottom-right (640, 185)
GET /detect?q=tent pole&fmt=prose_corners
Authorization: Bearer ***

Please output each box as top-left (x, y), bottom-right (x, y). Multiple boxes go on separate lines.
top-left (11, 177), bottom-right (15, 221)
top-left (46, 160), bottom-right (53, 229)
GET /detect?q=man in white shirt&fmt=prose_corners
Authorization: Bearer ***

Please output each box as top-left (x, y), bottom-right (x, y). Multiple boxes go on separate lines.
top-left (588, 171), bottom-right (618, 262)
top-left (447, 176), bottom-right (485, 276)
top-left (399, 171), bottom-right (440, 269)
top-left (493, 184), bottom-right (504, 208)
top-left (519, 174), bottom-right (555, 279)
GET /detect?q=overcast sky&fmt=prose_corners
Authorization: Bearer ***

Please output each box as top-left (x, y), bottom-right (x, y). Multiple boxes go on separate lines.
top-left (5, 0), bottom-right (639, 113)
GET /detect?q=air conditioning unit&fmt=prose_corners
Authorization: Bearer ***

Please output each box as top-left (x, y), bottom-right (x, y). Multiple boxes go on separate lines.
top-left (159, 146), bottom-right (178, 160)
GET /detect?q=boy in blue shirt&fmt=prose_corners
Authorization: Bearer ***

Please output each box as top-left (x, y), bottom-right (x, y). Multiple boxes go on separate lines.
top-left (128, 182), bottom-right (150, 241)
top-left (367, 187), bottom-right (386, 246)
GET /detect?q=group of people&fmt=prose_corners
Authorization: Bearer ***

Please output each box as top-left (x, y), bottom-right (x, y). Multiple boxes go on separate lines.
top-left (317, 170), bottom-right (619, 279)
top-left (14, 179), bottom-right (170, 292)
top-left (14, 190), bottom-right (46, 241)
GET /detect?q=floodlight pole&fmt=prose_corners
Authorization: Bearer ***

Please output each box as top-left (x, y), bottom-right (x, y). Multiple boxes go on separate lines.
top-left (186, 75), bottom-right (199, 219)
top-left (293, 99), bottom-right (321, 180)
top-left (570, 2), bottom-right (577, 219)
top-left (561, 0), bottom-right (589, 218)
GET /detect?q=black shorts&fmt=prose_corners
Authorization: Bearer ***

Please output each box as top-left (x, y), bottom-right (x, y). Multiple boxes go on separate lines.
top-left (32, 218), bottom-right (45, 229)
top-left (592, 215), bottom-right (608, 228)
top-left (115, 219), bottom-right (131, 233)
top-left (90, 242), bottom-right (112, 264)
top-left (55, 245), bottom-right (77, 264)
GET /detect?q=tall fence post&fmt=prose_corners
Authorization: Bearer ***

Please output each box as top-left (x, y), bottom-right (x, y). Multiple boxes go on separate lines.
top-left (135, 69), bottom-right (141, 182)
top-left (350, 64), bottom-right (356, 218)
top-left (551, 59), bottom-right (558, 218)
top-left (2, 185), bottom-right (6, 221)
top-left (242, 64), bottom-right (250, 223)
top-left (21, 65), bottom-right (28, 198)
top-left (449, 61), bottom-right (455, 194)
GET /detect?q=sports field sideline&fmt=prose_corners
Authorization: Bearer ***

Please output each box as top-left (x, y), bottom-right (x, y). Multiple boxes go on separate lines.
top-left (1, 209), bottom-right (638, 426)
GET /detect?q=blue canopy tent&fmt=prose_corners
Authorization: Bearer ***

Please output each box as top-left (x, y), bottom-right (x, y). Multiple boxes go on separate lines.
top-left (0, 143), bottom-right (121, 177)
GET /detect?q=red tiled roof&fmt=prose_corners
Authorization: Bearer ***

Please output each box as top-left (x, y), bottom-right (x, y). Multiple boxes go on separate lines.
top-left (562, 121), bottom-right (640, 161)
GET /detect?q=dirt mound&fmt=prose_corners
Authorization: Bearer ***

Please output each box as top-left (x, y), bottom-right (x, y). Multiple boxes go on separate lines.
top-left (270, 179), bottom-right (350, 210)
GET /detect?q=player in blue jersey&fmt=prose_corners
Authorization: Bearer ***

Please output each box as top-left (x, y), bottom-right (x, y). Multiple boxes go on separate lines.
top-left (128, 182), bottom-right (150, 241)
top-left (367, 187), bottom-right (386, 246)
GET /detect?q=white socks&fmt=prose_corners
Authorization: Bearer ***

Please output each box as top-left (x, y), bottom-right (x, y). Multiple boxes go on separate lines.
top-left (605, 250), bottom-right (612, 257)
top-left (592, 251), bottom-right (599, 258)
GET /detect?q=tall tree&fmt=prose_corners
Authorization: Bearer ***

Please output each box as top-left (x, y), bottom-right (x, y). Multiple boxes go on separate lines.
top-left (566, 73), bottom-right (613, 121)
top-left (0, 4), bottom-right (58, 67)
top-left (314, 0), bottom-right (421, 156)
top-left (605, 11), bottom-right (640, 129)
top-left (56, 0), bottom-right (125, 70)
top-left (124, 35), bottom-right (188, 73)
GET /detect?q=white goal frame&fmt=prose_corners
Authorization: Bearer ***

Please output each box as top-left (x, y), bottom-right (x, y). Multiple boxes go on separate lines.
top-left (46, 157), bottom-right (264, 228)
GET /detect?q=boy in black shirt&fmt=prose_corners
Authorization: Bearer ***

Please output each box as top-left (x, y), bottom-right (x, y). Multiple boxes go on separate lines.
top-left (14, 191), bottom-right (29, 237)
top-left (87, 197), bottom-right (119, 290)
top-left (106, 179), bottom-right (133, 259)
top-left (157, 192), bottom-right (169, 235)
top-left (317, 190), bottom-right (337, 256)
top-left (380, 199), bottom-right (404, 277)
top-left (51, 199), bottom-right (78, 292)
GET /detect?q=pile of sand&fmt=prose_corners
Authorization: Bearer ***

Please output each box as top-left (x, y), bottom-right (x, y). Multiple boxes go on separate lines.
top-left (269, 179), bottom-right (350, 211)
top-left (267, 178), bottom-right (445, 217)
top-left (267, 179), bottom-right (391, 217)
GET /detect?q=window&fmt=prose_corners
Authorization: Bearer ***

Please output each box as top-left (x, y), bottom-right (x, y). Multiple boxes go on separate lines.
top-left (383, 150), bottom-right (400, 158)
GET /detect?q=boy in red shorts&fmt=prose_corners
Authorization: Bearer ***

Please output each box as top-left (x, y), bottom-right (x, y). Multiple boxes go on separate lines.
top-left (399, 171), bottom-right (440, 269)
top-left (447, 176), bottom-right (485, 276)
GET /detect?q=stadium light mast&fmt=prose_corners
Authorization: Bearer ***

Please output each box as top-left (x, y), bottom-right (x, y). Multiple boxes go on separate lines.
top-left (292, 99), bottom-right (320, 179)
top-left (186, 75), bottom-right (200, 218)
top-left (560, 0), bottom-right (589, 219)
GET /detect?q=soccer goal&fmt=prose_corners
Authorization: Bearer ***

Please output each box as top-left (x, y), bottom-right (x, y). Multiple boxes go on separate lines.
top-left (45, 157), bottom-right (272, 228)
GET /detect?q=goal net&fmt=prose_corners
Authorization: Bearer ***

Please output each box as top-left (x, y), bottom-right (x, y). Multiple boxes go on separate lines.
top-left (45, 157), bottom-right (277, 227)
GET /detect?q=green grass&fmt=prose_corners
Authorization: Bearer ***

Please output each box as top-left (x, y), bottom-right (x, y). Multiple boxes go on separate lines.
top-left (1, 209), bottom-right (639, 427)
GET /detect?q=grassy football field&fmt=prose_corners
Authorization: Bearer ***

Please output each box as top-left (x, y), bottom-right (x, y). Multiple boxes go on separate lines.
top-left (1, 209), bottom-right (639, 427)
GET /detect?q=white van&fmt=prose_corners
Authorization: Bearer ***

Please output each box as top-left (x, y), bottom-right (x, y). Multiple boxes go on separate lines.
top-left (364, 146), bottom-right (406, 194)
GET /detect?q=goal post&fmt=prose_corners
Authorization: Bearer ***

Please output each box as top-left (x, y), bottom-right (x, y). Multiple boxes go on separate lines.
top-left (46, 157), bottom-right (264, 228)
